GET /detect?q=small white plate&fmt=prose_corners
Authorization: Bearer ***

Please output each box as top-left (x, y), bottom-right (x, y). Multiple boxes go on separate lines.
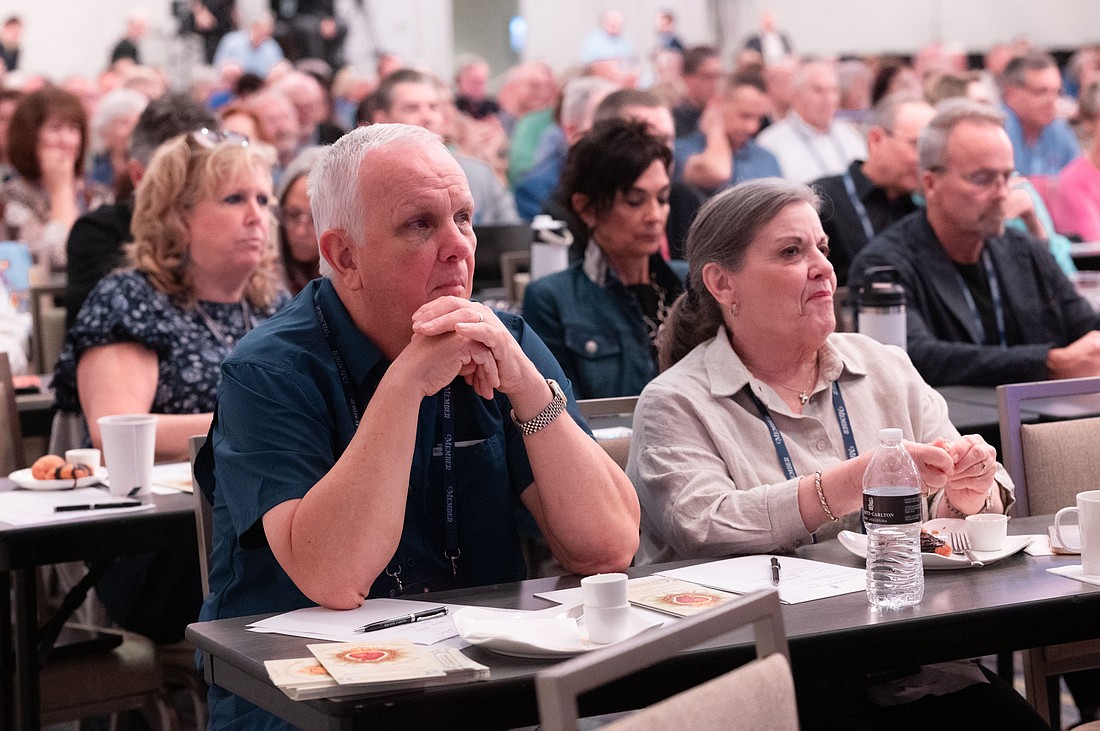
top-left (8, 467), bottom-right (107, 491)
top-left (838, 518), bottom-right (1032, 569)
top-left (452, 606), bottom-right (662, 658)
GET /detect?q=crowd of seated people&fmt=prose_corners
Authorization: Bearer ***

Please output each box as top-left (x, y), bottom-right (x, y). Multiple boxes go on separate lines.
top-left (4, 8), bottom-right (1100, 729)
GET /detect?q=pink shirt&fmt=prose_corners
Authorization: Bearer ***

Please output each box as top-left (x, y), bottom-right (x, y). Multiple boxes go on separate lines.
top-left (1051, 155), bottom-right (1100, 242)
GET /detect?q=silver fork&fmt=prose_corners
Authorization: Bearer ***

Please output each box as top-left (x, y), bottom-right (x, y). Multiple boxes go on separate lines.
top-left (950, 532), bottom-right (984, 567)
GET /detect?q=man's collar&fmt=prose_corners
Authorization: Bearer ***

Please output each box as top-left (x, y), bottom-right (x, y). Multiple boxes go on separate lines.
top-left (789, 111), bottom-right (832, 136)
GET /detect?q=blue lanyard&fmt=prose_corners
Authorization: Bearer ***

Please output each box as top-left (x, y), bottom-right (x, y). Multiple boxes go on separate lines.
top-left (842, 171), bottom-right (875, 243)
top-left (953, 248), bottom-right (1007, 347)
top-left (313, 290), bottom-right (460, 590)
top-left (745, 381), bottom-right (859, 481)
top-left (745, 381), bottom-right (858, 540)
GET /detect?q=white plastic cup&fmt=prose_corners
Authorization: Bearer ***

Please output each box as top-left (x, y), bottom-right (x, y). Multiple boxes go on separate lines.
top-left (64, 448), bottom-right (101, 469)
top-left (580, 573), bottom-right (628, 608)
top-left (585, 604), bottom-right (631, 644)
top-left (97, 414), bottom-right (157, 498)
top-left (1055, 490), bottom-right (1100, 577)
top-left (965, 513), bottom-right (1008, 552)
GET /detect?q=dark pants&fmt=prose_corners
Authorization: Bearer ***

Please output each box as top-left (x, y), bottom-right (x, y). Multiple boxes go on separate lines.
top-left (798, 663), bottom-right (1051, 731)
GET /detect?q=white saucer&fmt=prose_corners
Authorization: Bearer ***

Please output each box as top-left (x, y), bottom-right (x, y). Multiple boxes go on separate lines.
top-left (452, 606), bottom-right (662, 658)
top-left (9, 466), bottom-right (107, 491)
top-left (838, 518), bottom-right (1032, 569)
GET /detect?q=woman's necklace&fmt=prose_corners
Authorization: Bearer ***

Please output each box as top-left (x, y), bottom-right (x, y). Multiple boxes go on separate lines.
top-left (195, 299), bottom-right (253, 349)
top-left (769, 361), bottom-right (819, 405)
top-left (631, 279), bottom-right (672, 345)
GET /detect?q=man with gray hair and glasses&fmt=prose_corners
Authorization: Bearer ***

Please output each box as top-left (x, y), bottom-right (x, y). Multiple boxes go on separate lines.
top-left (196, 123), bottom-right (640, 730)
top-left (849, 99), bottom-right (1100, 387)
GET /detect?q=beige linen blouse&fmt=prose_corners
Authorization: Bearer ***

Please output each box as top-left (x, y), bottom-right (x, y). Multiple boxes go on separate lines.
top-left (628, 329), bottom-right (1013, 564)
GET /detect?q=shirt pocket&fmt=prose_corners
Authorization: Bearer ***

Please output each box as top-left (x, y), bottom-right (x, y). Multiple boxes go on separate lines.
top-left (563, 326), bottom-right (624, 399)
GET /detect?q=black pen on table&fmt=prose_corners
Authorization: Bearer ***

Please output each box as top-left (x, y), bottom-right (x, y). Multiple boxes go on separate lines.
top-left (354, 606), bottom-right (449, 633)
top-left (55, 501), bottom-right (143, 513)
top-left (770, 556), bottom-right (781, 585)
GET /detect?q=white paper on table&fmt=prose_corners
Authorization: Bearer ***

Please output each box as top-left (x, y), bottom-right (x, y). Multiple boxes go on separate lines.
top-left (246, 598), bottom-right (470, 645)
top-left (150, 462), bottom-right (194, 494)
top-left (592, 426), bottom-right (632, 441)
top-left (0, 487), bottom-right (155, 526)
top-left (1022, 535), bottom-right (1054, 556)
top-left (657, 555), bottom-right (865, 604)
top-left (1047, 564), bottom-right (1100, 587)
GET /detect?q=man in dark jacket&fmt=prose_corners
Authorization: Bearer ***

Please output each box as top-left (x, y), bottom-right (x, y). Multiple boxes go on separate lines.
top-left (849, 99), bottom-right (1100, 387)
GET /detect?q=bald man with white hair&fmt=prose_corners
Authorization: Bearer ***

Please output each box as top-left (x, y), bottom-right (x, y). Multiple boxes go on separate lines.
top-left (756, 60), bottom-right (867, 183)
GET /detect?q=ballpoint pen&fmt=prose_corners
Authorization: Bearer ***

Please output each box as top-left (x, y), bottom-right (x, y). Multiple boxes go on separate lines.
top-left (55, 501), bottom-right (143, 512)
top-left (354, 606), bottom-right (449, 633)
top-left (770, 556), bottom-right (781, 585)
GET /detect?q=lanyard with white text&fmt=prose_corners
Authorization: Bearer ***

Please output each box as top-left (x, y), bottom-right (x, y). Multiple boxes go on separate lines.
top-left (745, 381), bottom-right (858, 481)
top-left (841, 171), bottom-right (875, 243)
top-left (745, 382), bottom-right (858, 541)
top-left (953, 248), bottom-right (1007, 347)
top-left (313, 291), bottom-right (459, 589)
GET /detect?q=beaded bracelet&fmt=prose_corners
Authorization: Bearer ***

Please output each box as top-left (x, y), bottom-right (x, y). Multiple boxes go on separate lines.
top-left (814, 469), bottom-right (840, 523)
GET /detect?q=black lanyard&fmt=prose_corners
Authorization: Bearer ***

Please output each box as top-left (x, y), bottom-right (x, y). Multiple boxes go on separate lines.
top-left (312, 290), bottom-right (460, 592)
top-left (953, 248), bottom-right (1007, 347)
top-left (841, 171), bottom-right (875, 243)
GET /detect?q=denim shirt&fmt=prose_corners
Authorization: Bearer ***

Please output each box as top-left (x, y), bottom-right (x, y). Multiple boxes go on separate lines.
top-left (523, 242), bottom-right (686, 399)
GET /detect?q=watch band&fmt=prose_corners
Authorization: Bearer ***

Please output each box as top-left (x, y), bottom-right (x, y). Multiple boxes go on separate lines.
top-left (511, 379), bottom-right (566, 436)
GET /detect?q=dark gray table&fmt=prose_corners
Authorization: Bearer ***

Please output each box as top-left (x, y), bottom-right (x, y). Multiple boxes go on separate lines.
top-left (186, 515), bottom-right (1100, 730)
top-left (0, 486), bottom-right (196, 730)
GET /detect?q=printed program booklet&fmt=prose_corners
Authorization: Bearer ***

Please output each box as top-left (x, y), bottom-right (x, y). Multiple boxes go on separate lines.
top-left (265, 639), bottom-right (488, 700)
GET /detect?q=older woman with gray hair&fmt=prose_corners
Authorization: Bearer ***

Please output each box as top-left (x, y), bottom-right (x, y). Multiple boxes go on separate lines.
top-left (87, 87), bottom-right (147, 191)
top-left (634, 177), bottom-right (1007, 562)
top-left (628, 178), bottom-right (1048, 729)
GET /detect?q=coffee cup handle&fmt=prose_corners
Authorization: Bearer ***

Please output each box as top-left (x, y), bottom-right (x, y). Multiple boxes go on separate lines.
top-left (1055, 507), bottom-right (1082, 551)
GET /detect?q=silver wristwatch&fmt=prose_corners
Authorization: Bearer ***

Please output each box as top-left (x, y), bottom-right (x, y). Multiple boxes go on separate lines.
top-left (511, 379), bottom-right (566, 436)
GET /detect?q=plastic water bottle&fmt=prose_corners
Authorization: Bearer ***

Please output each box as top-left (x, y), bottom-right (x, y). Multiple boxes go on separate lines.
top-left (863, 427), bottom-right (924, 609)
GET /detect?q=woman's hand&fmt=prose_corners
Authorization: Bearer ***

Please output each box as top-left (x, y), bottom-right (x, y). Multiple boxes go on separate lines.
top-left (933, 435), bottom-right (999, 514)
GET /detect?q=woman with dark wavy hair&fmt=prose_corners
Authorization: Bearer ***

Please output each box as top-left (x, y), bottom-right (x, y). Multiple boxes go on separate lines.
top-left (523, 118), bottom-right (683, 399)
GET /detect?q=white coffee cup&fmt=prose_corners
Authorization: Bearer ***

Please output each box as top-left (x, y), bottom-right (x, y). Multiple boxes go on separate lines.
top-left (580, 573), bottom-right (628, 608)
top-left (965, 513), bottom-right (1008, 552)
top-left (97, 414), bottom-right (157, 498)
top-left (64, 448), bottom-right (101, 469)
top-left (585, 604), bottom-right (631, 644)
top-left (1055, 490), bottom-right (1100, 577)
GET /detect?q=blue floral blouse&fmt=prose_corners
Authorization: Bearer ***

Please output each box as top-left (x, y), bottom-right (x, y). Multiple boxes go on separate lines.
top-left (54, 269), bottom-right (288, 415)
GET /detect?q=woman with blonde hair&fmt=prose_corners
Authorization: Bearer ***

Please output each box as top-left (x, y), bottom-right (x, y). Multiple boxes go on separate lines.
top-left (55, 129), bottom-right (286, 464)
top-left (51, 128), bottom-right (287, 645)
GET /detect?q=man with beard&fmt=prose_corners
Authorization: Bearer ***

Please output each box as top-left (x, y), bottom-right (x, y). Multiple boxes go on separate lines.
top-left (849, 99), bottom-right (1100, 387)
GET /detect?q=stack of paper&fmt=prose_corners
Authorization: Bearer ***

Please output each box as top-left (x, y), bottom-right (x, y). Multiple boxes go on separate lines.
top-left (657, 555), bottom-right (865, 604)
top-left (266, 639), bottom-right (488, 700)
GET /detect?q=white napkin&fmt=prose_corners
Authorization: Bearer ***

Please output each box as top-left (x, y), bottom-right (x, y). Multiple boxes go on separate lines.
top-left (1047, 565), bottom-right (1100, 587)
top-left (453, 607), bottom-right (585, 654)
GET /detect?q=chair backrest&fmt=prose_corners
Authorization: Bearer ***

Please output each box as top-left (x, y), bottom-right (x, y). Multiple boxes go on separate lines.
top-left (997, 376), bottom-right (1100, 516)
top-left (577, 396), bottom-right (639, 421)
top-left (535, 589), bottom-right (794, 731)
top-left (0, 350), bottom-right (26, 474)
top-left (189, 433), bottom-right (212, 599)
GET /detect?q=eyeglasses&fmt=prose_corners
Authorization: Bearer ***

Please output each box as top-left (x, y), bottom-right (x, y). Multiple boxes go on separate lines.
top-left (189, 127), bottom-right (250, 149)
top-left (280, 207), bottom-right (313, 226)
top-left (929, 166), bottom-right (1014, 189)
top-left (883, 130), bottom-right (920, 151)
